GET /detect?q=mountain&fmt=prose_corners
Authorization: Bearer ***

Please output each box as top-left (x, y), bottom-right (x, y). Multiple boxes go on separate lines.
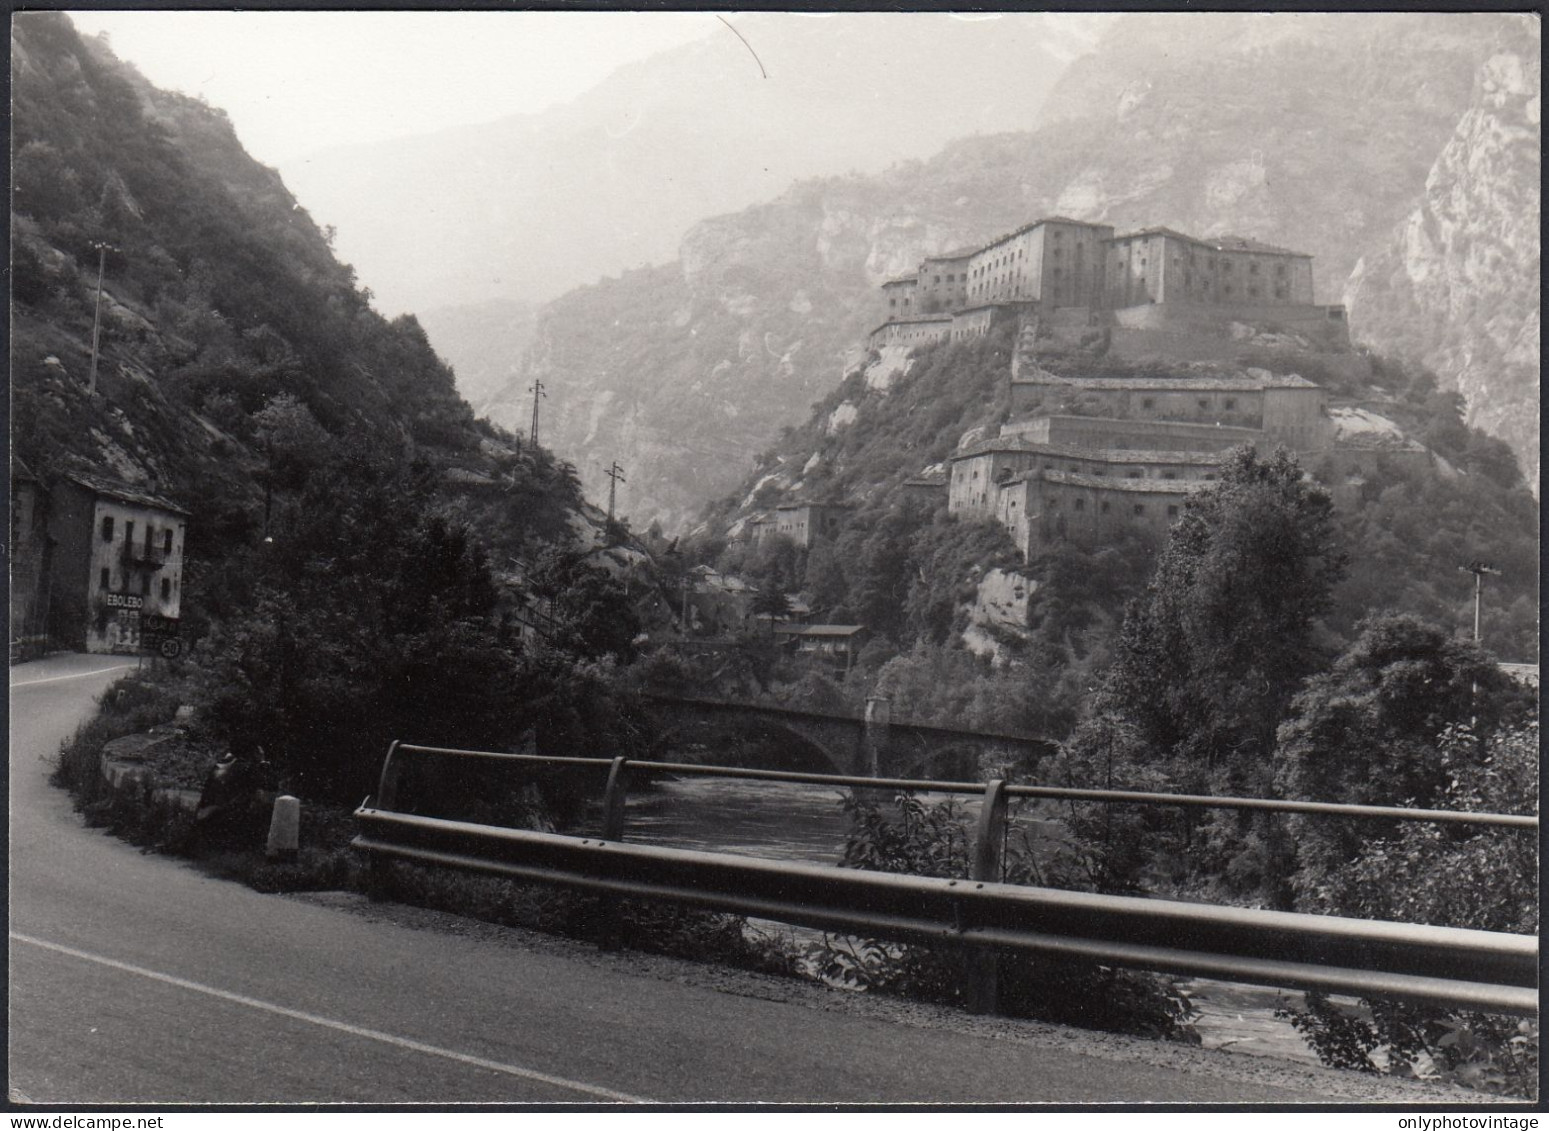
top-left (416, 297), bottom-right (538, 411)
top-left (282, 12), bottom-right (1113, 318)
top-left (477, 12), bottom-right (1535, 529)
top-left (1344, 22), bottom-right (1541, 484)
top-left (10, 14), bottom-right (577, 561)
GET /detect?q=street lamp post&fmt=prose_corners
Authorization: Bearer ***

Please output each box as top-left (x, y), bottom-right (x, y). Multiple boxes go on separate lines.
top-left (86, 241), bottom-right (120, 395)
top-left (1458, 561), bottom-right (1501, 644)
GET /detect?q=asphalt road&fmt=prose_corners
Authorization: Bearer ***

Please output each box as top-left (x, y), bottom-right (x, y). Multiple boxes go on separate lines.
top-left (9, 654), bottom-right (1334, 1104)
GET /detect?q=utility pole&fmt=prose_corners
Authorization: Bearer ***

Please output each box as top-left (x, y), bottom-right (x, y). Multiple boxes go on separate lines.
top-left (604, 461), bottom-right (626, 525)
top-left (528, 379), bottom-right (546, 447)
top-left (86, 241), bottom-right (119, 395)
top-left (1458, 561), bottom-right (1501, 644)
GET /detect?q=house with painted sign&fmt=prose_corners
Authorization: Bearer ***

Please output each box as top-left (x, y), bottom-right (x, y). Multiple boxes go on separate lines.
top-left (44, 470), bottom-right (188, 655)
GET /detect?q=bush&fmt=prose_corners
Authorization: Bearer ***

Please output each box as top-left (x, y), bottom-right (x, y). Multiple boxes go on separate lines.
top-left (816, 792), bottom-right (1197, 1039)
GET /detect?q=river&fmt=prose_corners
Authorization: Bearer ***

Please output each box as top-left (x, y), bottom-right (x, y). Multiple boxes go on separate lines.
top-left (608, 775), bottom-right (1325, 1066)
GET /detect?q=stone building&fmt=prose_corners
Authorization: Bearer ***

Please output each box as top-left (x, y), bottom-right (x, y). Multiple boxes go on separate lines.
top-left (1007, 370), bottom-right (1335, 451)
top-left (965, 218), bottom-right (1115, 310)
top-left (881, 275), bottom-right (918, 317)
top-left (866, 216), bottom-right (1346, 356)
top-left (775, 502), bottom-right (849, 550)
top-left (948, 367), bottom-right (1336, 559)
top-left (913, 249), bottom-right (976, 313)
top-left (9, 460), bottom-right (53, 654)
top-left (44, 470), bottom-right (188, 655)
top-left (1102, 229), bottom-right (1314, 309)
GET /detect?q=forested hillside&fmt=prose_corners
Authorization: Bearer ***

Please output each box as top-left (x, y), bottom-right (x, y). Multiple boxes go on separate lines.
top-left (11, 13), bottom-right (579, 559)
top-left (687, 326), bottom-right (1537, 730)
top-left (14, 14), bottom-right (650, 800)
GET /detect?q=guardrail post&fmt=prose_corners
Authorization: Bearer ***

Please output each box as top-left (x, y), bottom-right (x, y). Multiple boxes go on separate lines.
top-left (597, 756), bottom-right (632, 951)
top-left (375, 740), bottom-right (403, 812)
top-left (965, 778), bottom-right (1009, 1015)
top-left (601, 756), bottom-right (630, 841)
top-left (863, 697), bottom-right (891, 777)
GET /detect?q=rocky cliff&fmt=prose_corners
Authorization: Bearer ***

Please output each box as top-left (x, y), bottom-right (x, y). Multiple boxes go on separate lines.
top-left (1345, 23), bottom-right (1541, 484)
top-left (478, 12), bottom-right (1536, 528)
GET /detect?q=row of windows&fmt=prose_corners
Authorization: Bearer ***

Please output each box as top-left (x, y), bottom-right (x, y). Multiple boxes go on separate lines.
top-left (1047, 497), bottom-right (1182, 518)
top-left (1137, 395), bottom-right (1240, 411)
top-left (101, 515), bottom-right (175, 556)
top-left (98, 568), bottom-right (176, 601)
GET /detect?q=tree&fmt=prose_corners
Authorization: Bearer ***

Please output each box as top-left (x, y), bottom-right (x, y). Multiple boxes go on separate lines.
top-left (1077, 445), bottom-right (1348, 795)
top-left (1273, 612), bottom-right (1533, 897)
top-left (750, 579), bottom-right (794, 639)
top-left (1055, 446), bottom-right (1347, 900)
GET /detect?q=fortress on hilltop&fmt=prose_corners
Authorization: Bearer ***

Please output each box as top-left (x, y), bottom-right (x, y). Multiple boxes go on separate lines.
top-left (860, 215), bottom-right (1401, 560)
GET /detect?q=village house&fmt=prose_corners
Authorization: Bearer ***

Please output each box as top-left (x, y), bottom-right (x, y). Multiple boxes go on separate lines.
top-left (773, 623), bottom-right (867, 676)
top-left (40, 469), bottom-right (189, 655)
top-left (10, 460), bottom-right (54, 658)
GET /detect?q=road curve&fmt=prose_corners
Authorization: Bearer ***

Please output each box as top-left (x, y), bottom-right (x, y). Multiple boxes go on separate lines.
top-left (10, 653), bottom-right (1354, 1104)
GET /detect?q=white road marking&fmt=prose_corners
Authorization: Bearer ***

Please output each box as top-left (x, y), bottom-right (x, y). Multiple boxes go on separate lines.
top-left (12, 933), bottom-right (652, 1104)
top-left (11, 665), bottom-right (136, 688)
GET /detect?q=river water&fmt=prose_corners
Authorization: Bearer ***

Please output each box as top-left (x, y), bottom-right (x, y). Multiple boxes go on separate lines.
top-left (608, 776), bottom-right (1322, 1066)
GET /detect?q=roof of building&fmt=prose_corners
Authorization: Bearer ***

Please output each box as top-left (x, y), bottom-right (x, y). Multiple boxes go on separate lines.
top-left (61, 469), bottom-right (189, 515)
top-left (977, 216), bottom-right (1113, 254)
top-left (881, 275), bottom-right (919, 287)
top-left (954, 434), bottom-right (1228, 465)
top-left (1109, 226), bottom-right (1309, 258)
top-left (1009, 370), bottom-right (1321, 391)
top-left (774, 624), bottom-right (867, 638)
top-left (923, 247), bottom-right (979, 263)
top-left (776, 500), bottom-right (851, 512)
top-left (903, 474), bottom-right (950, 487)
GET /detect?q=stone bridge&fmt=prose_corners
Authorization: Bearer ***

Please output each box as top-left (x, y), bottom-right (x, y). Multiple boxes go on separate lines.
top-left (641, 694), bottom-right (1057, 779)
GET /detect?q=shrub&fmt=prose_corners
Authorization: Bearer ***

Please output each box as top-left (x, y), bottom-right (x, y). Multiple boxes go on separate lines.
top-left (816, 792), bottom-right (1197, 1039)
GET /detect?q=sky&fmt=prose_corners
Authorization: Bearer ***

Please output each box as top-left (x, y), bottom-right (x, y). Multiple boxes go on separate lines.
top-left (63, 10), bottom-right (721, 168)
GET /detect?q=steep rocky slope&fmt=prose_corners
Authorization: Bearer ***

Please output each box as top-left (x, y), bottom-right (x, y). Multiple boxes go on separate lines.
top-left (284, 12), bottom-right (1111, 318)
top-left (10, 14), bottom-right (574, 561)
top-left (1345, 23), bottom-right (1541, 483)
top-left (479, 12), bottom-right (1534, 528)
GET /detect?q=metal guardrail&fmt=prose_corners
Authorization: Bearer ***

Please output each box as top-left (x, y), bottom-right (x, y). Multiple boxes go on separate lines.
top-left (356, 742), bottom-right (1539, 1018)
top-left (373, 742), bottom-right (1539, 830)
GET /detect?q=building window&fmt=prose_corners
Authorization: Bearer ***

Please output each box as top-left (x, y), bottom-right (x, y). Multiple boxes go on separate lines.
top-left (1249, 263), bottom-right (1260, 275)
top-left (1277, 263), bottom-right (1288, 276)
top-left (1126, 471), bottom-right (1142, 479)
top-left (99, 567), bottom-right (110, 590)
top-left (101, 516), bottom-right (114, 542)
top-left (1167, 505), bottom-right (1180, 517)
top-left (1142, 397), bottom-right (1155, 409)
top-left (1198, 399), bottom-right (1209, 410)
top-left (1224, 398), bottom-right (1237, 410)
top-left (1074, 498), bottom-right (1085, 512)
top-left (124, 520), bottom-right (134, 549)
top-left (934, 276), bottom-right (941, 284)
top-left (1133, 504), bottom-right (1146, 516)
top-left (1204, 473), bottom-right (1217, 481)
top-left (1100, 501), bottom-right (1111, 514)
top-left (1162, 472), bottom-right (1177, 480)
